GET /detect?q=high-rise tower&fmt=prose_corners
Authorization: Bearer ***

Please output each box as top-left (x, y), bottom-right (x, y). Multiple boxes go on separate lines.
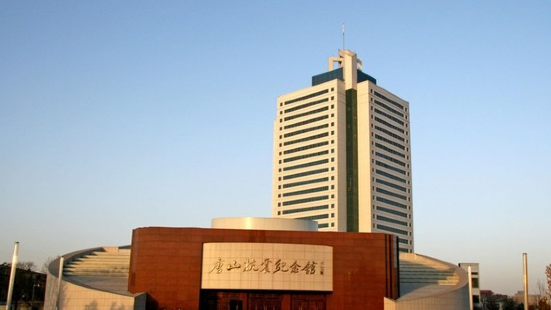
top-left (272, 50), bottom-right (413, 252)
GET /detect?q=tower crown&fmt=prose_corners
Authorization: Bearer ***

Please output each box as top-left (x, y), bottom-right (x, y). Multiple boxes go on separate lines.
top-left (328, 50), bottom-right (361, 90)
top-left (312, 50), bottom-right (376, 88)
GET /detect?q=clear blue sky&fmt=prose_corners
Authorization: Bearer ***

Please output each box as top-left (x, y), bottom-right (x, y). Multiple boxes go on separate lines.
top-left (1, 0), bottom-right (549, 295)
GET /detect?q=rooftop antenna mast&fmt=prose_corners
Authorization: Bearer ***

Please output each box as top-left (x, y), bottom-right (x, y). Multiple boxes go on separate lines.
top-left (342, 23), bottom-right (345, 50)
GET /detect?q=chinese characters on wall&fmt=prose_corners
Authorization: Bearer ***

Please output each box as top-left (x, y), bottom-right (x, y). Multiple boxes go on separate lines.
top-left (201, 243), bottom-right (333, 291)
top-left (209, 257), bottom-right (325, 276)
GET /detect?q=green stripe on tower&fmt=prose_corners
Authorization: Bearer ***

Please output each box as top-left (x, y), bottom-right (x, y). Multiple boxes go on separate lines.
top-left (346, 89), bottom-right (359, 232)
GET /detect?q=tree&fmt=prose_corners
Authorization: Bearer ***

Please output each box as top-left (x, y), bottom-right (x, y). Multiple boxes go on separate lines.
top-left (502, 297), bottom-right (522, 310)
top-left (16, 261), bottom-right (37, 272)
top-left (0, 261), bottom-right (46, 307)
top-left (484, 295), bottom-right (501, 310)
top-left (540, 264), bottom-right (551, 310)
top-left (536, 280), bottom-right (549, 309)
top-left (40, 255), bottom-right (59, 274)
top-left (539, 299), bottom-right (551, 310)
top-left (547, 264), bottom-right (551, 298)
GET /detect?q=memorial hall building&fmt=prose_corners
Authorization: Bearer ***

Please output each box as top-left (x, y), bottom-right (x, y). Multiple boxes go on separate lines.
top-left (44, 218), bottom-right (469, 310)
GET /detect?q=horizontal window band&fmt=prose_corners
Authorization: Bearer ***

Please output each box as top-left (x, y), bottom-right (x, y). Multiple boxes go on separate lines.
top-left (282, 186), bottom-right (329, 197)
top-left (377, 215), bottom-right (408, 227)
top-left (374, 108), bottom-right (404, 126)
top-left (374, 99), bottom-right (404, 118)
top-left (376, 224), bottom-right (408, 236)
top-left (281, 205), bottom-right (329, 215)
top-left (284, 98), bottom-right (329, 114)
top-left (374, 143), bottom-right (405, 158)
top-left (375, 134), bottom-right (405, 150)
top-left (375, 152), bottom-right (406, 167)
top-left (376, 188), bottom-right (407, 201)
top-left (375, 179), bottom-right (407, 192)
top-left (283, 150), bottom-right (329, 163)
top-left (283, 159), bottom-right (329, 171)
top-left (284, 89), bottom-right (329, 105)
top-left (282, 168), bottom-right (329, 180)
top-left (283, 141), bottom-right (329, 155)
top-left (374, 116), bottom-right (404, 134)
top-left (375, 161), bottom-right (406, 175)
top-left (283, 115), bottom-right (329, 130)
top-left (284, 132), bottom-right (329, 146)
top-left (284, 106), bottom-right (328, 121)
top-left (374, 91), bottom-right (405, 110)
top-left (282, 195), bottom-right (329, 206)
top-left (375, 206), bottom-right (408, 218)
top-left (375, 169), bottom-right (406, 183)
top-left (282, 177), bottom-right (329, 189)
top-left (284, 124), bottom-right (329, 138)
top-left (376, 196), bottom-right (408, 209)
top-left (297, 214), bottom-right (329, 220)
top-left (374, 125), bottom-right (405, 142)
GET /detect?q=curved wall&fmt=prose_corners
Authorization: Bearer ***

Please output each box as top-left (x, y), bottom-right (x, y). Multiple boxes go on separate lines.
top-left (384, 253), bottom-right (470, 310)
top-left (384, 286), bottom-right (469, 310)
top-left (43, 247), bottom-right (144, 310)
top-left (211, 217), bottom-right (318, 231)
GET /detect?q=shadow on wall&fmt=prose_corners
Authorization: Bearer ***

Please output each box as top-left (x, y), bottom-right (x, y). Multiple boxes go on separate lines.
top-left (83, 300), bottom-right (128, 310)
top-left (146, 294), bottom-right (158, 310)
top-left (84, 301), bottom-right (98, 310)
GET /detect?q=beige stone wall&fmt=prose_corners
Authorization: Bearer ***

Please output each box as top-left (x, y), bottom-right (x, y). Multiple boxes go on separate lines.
top-left (384, 285), bottom-right (470, 310)
top-left (43, 256), bottom-right (144, 310)
top-left (272, 79), bottom-right (346, 231)
top-left (58, 280), bottom-right (138, 310)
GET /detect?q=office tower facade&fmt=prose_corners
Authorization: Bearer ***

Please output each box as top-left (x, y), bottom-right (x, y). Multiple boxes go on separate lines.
top-left (272, 50), bottom-right (414, 252)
